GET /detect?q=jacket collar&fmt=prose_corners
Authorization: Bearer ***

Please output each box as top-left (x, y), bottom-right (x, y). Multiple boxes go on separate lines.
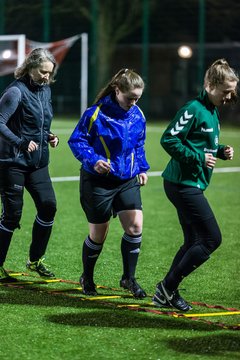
top-left (98, 94), bottom-right (136, 118)
top-left (20, 75), bottom-right (46, 91)
top-left (197, 89), bottom-right (216, 113)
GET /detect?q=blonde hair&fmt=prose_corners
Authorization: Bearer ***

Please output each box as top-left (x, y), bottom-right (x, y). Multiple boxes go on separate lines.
top-left (14, 48), bottom-right (57, 83)
top-left (204, 58), bottom-right (239, 87)
top-left (94, 68), bottom-right (144, 104)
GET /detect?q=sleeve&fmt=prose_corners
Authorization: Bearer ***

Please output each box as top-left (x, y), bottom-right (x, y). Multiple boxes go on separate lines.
top-left (217, 144), bottom-right (227, 160)
top-left (68, 108), bottom-right (102, 168)
top-left (135, 115), bottom-right (150, 173)
top-left (160, 107), bottom-right (205, 167)
top-left (0, 86), bottom-right (22, 146)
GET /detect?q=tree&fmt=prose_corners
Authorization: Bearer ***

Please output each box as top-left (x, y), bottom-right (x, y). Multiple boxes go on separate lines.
top-left (54, 0), bottom-right (156, 100)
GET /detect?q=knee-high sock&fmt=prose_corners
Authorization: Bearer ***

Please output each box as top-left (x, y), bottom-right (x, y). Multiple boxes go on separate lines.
top-left (29, 216), bottom-right (54, 262)
top-left (121, 232), bottom-right (142, 279)
top-left (164, 243), bottom-right (210, 291)
top-left (82, 236), bottom-right (103, 281)
top-left (0, 226), bottom-right (14, 266)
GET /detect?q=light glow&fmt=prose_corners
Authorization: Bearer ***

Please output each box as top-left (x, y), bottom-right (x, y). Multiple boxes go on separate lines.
top-left (2, 49), bottom-right (12, 59)
top-left (178, 45), bottom-right (193, 59)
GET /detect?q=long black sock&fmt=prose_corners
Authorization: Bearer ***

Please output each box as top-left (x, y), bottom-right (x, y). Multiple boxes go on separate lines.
top-left (167, 245), bottom-right (187, 273)
top-left (0, 227), bottom-right (14, 266)
top-left (29, 216), bottom-right (53, 261)
top-left (164, 243), bottom-right (210, 291)
top-left (121, 232), bottom-right (142, 279)
top-left (82, 236), bottom-right (103, 282)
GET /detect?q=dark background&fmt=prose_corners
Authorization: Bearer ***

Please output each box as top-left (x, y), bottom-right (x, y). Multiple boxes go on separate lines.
top-left (1, 0), bottom-right (240, 122)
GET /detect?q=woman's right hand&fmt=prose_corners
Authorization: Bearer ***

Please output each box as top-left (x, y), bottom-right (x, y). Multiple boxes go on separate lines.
top-left (205, 153), bottom-right (217, 169)
top-left (20, 139), bottom-right (39, 152)
top-left (94, 160), bottom-right (111, 174)
top-left (27, 140), bottom-right (39, 152)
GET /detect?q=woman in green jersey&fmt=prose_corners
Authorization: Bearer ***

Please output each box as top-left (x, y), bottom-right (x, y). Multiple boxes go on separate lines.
top-left (153, 58), bottom-right (238, 311)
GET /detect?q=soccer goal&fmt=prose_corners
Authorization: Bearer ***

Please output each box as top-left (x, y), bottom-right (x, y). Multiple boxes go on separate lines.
top-left (0, 34), bottom-right (26, 76)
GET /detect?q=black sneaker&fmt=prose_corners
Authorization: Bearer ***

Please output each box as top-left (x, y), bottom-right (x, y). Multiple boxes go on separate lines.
top-left (152, 281), bottom-right (192, 312)
top-left (80, 274), bottom-right (97, 296)
top-left (26, 258), bottom-right (55, 278)
top-left (0, 266), bottom-right (18, 283)
top-left (173, 289), bottom-right (193, 311)
top-left (120, 277), bottom-right (147, 299)
top-left (152, 282), bottom-right (172, 308)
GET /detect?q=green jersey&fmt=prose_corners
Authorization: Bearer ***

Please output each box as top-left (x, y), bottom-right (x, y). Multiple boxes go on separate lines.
top-left (161, 90), bottom-right (227, 190)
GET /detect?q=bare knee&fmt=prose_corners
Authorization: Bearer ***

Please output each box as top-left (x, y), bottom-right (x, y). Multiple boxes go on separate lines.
top-left (119, 210), bottom-right (143, 236)
top-left (89, 222), bottom-right (109, 243)
top-left (125, 222), bottom-right (142, 236)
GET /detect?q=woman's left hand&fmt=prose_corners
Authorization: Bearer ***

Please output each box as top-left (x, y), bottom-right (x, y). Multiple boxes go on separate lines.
top-left (49, 133), bottom-right (59, 148)
top-left (138, 173), bottom-right (148, 186)
top-left (224, 145), bottom-right (234, 160)
top-left (94, 160), bottom-right (111, 174)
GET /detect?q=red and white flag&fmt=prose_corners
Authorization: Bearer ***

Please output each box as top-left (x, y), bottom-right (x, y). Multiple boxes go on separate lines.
top-left (0, 35), bottom-right (81, 76)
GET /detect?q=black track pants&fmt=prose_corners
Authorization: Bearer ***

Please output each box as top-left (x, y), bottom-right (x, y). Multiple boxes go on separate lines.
top-left (163, 179), bottom-right (221, 291)
top-left (0, 166), bottom-right (57, 264)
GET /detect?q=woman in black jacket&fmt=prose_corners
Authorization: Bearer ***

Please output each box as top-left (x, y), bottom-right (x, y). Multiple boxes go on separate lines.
top-left (0, 48), bottom-right (59, 281)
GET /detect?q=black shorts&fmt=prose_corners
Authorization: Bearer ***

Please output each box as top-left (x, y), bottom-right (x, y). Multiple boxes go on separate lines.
top-left (80, 168), bottom-right (142, 223)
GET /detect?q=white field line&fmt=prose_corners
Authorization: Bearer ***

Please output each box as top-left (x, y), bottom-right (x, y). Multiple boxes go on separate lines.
top-left (53, 128), bottom-right (240, 138)
top-left (51, 167), bottom-right (240, 182)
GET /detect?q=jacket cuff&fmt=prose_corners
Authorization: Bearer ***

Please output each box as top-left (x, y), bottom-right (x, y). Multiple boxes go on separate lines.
top-left (19, 139), bottom-right (30, 150)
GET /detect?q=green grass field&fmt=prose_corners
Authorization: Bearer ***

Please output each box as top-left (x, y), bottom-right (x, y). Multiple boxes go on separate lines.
top-left (1, 119), bottom-right (239, 360)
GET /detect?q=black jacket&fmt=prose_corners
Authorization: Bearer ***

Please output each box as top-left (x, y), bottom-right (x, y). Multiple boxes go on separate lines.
top-left (0, 76), bottom-right (53, 169)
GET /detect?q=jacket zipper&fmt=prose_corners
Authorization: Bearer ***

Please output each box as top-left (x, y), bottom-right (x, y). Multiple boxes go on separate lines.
top-left (130, 152), bottom-right (134, 177)
top-left (121, 121), bottom-right (129, 177)
top-left (36, 92), bottom-right (44, 168)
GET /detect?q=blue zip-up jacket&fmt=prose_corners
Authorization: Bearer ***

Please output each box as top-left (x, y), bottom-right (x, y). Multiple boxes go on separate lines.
top-left (68, 94), bottom-right (150, 180)
top-left (0, 75), bottom-right (53, 169)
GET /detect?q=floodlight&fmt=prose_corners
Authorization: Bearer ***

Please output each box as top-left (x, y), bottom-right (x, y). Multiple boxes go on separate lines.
top-left (2, 49), bottom-right (12, 59)
top-left (178, 45), bottom-right (193, 59)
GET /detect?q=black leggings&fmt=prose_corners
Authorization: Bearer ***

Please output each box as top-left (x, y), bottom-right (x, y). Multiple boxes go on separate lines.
top-left (0, 166), bottom-right (56, 229)
top-left (0, 166), bottom-right (57, 264)
top-left (163, 179), bottom-right (222, 291)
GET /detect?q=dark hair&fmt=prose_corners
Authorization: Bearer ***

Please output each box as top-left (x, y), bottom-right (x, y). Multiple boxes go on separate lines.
top-left (94, 68), bottom-right (144, 104)
top-left (14, 48), bottom-right (57, 83)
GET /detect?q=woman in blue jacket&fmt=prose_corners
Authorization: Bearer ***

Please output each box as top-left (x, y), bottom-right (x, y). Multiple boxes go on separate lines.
top-left (68, 69), bottom-right (150, 297)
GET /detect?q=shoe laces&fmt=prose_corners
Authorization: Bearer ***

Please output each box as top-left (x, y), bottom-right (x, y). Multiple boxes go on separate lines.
top-left (173, 289), bottom-right (187, 300)
top-left (30, 258), bottom-right (50, 271)
top-left (130, 278), bottom-right (140, 290)
top-left (172, 289), bottom-right (191, 307)
top-left (129, 278), bottom-right (145, 294)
